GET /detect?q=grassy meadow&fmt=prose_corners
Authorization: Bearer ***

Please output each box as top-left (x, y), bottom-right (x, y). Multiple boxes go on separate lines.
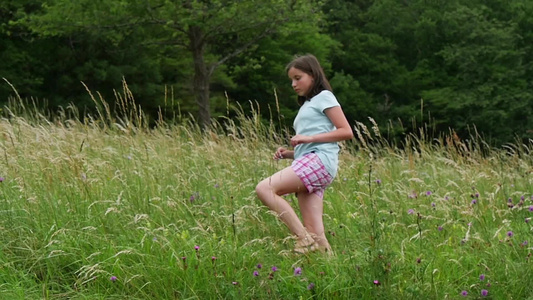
top-left (0, 94), bottom-right (532, 299)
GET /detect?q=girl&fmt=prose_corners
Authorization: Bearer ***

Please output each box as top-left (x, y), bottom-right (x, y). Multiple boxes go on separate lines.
top-left (255, 54), bottom-right (353, 255)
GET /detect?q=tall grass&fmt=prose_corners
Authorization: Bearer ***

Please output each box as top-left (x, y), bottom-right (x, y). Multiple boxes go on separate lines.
top-left (0, 83), bottom-right (531, 299)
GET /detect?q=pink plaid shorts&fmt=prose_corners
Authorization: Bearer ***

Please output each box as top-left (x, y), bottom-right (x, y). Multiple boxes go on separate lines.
top-left (291, 152), bottom-right (334, 199)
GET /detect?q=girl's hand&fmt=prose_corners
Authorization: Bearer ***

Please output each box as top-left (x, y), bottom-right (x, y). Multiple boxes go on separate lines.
top-left (273, 147), bottom-right (292, 160)
top-left (290, 135), bottom-right (313, 147)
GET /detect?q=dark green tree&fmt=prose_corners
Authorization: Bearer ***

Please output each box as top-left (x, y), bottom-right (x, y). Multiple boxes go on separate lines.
top-left (2, 0), bottom-right (185, 119)
top-left (1, 0), bottom-right (48, 102)
top-left (25, 0), bottom-right (323, 127)
top-left (323, 0), bottom-right (532, 145)
top-left (421, 3), bottom-right (532, 143)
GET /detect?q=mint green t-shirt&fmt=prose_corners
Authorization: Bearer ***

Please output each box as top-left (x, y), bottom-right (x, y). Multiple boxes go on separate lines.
top-left (293, 90), bottom-right (341, 178)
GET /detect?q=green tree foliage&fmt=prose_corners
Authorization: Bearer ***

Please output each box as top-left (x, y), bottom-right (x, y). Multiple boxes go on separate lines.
top-left (21, 0), bottom-right (323, 127)
top-left (321, 0), bottom-right (532, 145)
top-left (323, 0), bottom-right (415, 136)
top-left (1, 0), bottom-right (186, 118)
top-left (0, 1), bottom-right (48, 101)
top-left (1, 0), bottom-right (531, 144)
top-left (423, 4), bottom-right (532, 143)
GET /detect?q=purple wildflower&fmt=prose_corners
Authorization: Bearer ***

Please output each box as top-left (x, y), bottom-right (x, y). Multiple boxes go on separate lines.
top-left (211, 256), bottom-right (217, 262)
top-left (471, 199), bottom-right (477, 204)
top-left (481, 289), bottom-right (488, 297)
top-left (257, 264), bottom-right (262, 269)
top-left (0, 177), bottom-right (4, 182)
top-left (426, 191), bottom-right (432, 196)
top-left (438, 226), bottom-right (443, 231)
top-left (181, 256), bottom-right (186, 261)
top-left (409, 192), bottom-right (418, 199)
top-left (416, 257), bottom-right (421, 264)
top-left (508, 198), bottom-right (513, 203)
top-left (373, 280), bottom-right (380, 286)
top-left (194, 245), bottom-right (199, 251)
top-left (294, 267), bottom-right (302, 276)
top-left (444, 196), bottom-right (450, 201)
top-left (110, 276), bottom-right (117, 282)
top-left (479, 274), bottom-right (485, 281)
top-left (522, 241), bottom-right (528, 246)
top-left (408, 209), bottom-right (415, 215)
top-left (461, 290), bottom-right (468, 296)
top-left (271, 266), bottom-right (278, 272)
top-left (307, 283), bottom-right (315, 290)
top-left (375, 179), bottom-right (382, 185)
top-left (232, 281), bottom-right (238, 285)
top-left (529, 206), bottom-right (533, 212)
top-left (507, 231), bottom-right (514, 237)
top-left (475, 193), bottom-right (480, 198)
top-left (253, 271), bottom-right (259, 277)
top-left (431, 202), bottom-right (436, 207)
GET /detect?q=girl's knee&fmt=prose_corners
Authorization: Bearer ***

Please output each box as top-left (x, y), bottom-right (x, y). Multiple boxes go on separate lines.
top-left (256, 179), bottom-right (279, 202)
top-left (255, 182), bottom-right (262, 197)
top-left (255, 180), bottom-right (269, 198)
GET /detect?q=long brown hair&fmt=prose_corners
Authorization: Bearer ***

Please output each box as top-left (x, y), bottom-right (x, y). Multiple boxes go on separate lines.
top-left (285, 54), bottom-right (332, 106)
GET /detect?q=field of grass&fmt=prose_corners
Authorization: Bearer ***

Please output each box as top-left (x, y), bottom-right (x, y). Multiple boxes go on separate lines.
top-left (0, 95), bottom-right (531, 299)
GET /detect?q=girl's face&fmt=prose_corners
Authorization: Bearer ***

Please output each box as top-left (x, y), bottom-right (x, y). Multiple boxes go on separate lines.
top-left (288, 67), bottom-right (313, 97)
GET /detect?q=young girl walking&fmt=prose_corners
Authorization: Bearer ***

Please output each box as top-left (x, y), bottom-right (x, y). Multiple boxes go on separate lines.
top-left (255, 54), bottom-right (353, 255)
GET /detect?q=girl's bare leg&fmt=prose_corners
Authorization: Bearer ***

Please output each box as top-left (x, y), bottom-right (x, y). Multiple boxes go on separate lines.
top-left (255, 167), bottom-right (313, 244)
top-left (297, 191), bottom-right (332, 252)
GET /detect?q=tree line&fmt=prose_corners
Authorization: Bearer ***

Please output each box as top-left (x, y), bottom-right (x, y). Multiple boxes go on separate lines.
top-left (1, 0), bottom-right (531, 146)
